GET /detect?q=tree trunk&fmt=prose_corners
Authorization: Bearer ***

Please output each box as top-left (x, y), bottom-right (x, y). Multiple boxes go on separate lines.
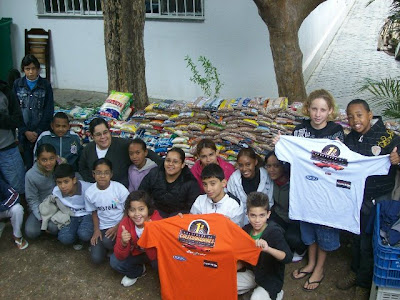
top-left (102, 0), bottom-right (149, 109)
top-left (253, 0), bottom-right (326, 103)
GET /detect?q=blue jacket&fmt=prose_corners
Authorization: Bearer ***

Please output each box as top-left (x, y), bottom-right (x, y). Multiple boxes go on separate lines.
top-left (13, 76), bottom-right (54, 139)
top-left (34, 130), bottom-right (82, 170)
top-left (0, 176), bottom-right (20, 212)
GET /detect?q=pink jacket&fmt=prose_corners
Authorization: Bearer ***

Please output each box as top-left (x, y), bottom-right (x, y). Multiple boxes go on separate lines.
top-left (191, 156), bottom-right (235, 193)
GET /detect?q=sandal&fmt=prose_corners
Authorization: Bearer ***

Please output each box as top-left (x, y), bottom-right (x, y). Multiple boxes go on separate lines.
top-left (14, 237), bottom-right (29, 250)
top-left (302, 275), bottom-right (325, 292)
top-left (291, 267), bottom-right (313, 280)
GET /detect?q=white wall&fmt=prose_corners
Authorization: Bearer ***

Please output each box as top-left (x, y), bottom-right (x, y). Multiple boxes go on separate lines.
top-left (0, 0), bottom-right (354, 100)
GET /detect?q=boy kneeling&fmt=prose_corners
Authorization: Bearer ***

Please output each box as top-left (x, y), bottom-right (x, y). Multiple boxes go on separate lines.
top-left (237, 192), bottom-right (293, 300)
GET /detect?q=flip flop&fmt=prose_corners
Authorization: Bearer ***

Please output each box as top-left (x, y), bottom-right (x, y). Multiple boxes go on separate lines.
top-left (302, 275), bottom-right (325, 292)
top-left (291, 267), bottom-right (313, 280)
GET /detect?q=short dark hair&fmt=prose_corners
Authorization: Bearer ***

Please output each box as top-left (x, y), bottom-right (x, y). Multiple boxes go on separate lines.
top-left (201, 163), bottom-right (225, 181)
top-left (346, 99), bottom-right (370, 113)
top-left (130, 138), bottom-right (147, 151)
top-left (21, 54), bottom-right (40, 71)
top-left (246, 192), bottom-right (270, 212)
top-left (125, 190), bottom-right (155, 216)
top-left (92, 158), bottom-right (113, 171)
top-left (167, 147), bottom-right (185, 163)
top-left (196, 139), bottom-right (217, 156)
top-left (53, 112), bottom-right (69, 123)
top-left (54, 164), bottom-right (75, 179)
top-left (89, 117), bottom-right (109, 135)
top-left (264, 151), bottom-right (290, 176)
top-left (36, 143), bottom-right (57, 157)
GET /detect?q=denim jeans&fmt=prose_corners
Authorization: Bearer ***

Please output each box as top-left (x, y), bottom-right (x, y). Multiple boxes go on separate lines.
top-left (90, 229), bottom-right (116, 264)
top-left (0, 146), bottom-right (26, 193)
top-left (58, 215), bottom-right (93, 245)
top-left (25, 212), bottom-right (58, 239)
top-left (110, 253), bottom-right (150, 279)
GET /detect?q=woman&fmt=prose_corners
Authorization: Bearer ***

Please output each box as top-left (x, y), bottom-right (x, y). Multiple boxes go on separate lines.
top-left (191, 139), bottom-right (235, 193)
top-left (139, 148), bottom-right (200, 218)
top-left (79, 118), bottom-right (161, 188)
top-left (265, 151), bottom-right (306, 262)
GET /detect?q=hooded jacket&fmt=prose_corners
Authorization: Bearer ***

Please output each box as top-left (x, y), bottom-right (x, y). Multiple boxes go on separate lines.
top-left (0, 80), bottom-right (23, 150)
top-left (128, 158), bottom-right (158, 192)
top-left (345, 117), bottom-right (400, 214)
top-left (138, 165), bottom-right (201, 215)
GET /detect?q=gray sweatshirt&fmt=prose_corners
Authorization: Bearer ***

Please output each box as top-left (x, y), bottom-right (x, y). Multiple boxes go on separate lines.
top-left (25, 163), bottom-right (55, 220)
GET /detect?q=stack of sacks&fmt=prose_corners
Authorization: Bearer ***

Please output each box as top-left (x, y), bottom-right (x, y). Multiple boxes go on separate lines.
top-left (99, 91), bottom-right (134, 120)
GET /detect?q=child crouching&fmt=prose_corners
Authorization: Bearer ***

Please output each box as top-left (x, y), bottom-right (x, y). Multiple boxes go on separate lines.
top-left (237, 192), bottom-right (292, 300)
top-left (110, 190), bottom-right (162, 287)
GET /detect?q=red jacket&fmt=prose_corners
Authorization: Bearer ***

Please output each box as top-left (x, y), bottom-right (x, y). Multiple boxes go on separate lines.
top-left (114, 210), bottom-right (162, 261)
top-left (191, 156), bottom-right (236, 193)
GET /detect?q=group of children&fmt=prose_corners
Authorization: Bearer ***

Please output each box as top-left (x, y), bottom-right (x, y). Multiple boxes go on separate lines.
top-left (0, 53), bottom-right (399, 299)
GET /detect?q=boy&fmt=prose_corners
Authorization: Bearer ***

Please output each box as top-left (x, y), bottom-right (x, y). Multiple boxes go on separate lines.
top-left (53, 164), bottom-right (93, 250)
top-left (0, 79), bottom-right (25, 194)
top-left (190, 163), bottom-right (244, 226)
top-left (0, 176), bottom-right (28, 249)
top-left (336, 99), bottom-right (400, 299)
top-left (237, 192), bottom-right (292, 300)
top-left (35, 112), bottom-right (82, 171)
top-left (14, 54), bottom-right (54, 169)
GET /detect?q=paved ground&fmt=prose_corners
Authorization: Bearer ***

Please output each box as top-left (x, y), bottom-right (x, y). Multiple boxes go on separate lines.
top-left (306, 0), bottom-right (399, 113)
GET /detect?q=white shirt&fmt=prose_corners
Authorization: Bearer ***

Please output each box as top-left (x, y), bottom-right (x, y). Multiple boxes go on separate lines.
top-left (275, 135), bottom-right (391, 234)
top-left (190, 194), bottom-right (244, 227)
top-left (85, 181), bottom-right (129, 230)
top-left (96, 146), bottom-right (109, 159)
top-left (52, 180), bottom-right (93, 217)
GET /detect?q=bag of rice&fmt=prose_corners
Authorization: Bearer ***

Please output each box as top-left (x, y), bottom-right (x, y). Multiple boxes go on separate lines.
top-left (99, 91), bottom-right (133, 120)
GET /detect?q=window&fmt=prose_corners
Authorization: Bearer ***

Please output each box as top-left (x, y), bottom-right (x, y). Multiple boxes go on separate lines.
top-left (37, 0), bottom-right (102, 16)
top-left (37, 0), bottom-right (204, 20)
top-left (146, 0), bottom-right (204, 20)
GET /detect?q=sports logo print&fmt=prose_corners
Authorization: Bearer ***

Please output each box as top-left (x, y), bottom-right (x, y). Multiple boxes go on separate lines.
top-left (178, 219), bottom-right (216, 253)
top-left (311, 144), bottom-right (348, 171)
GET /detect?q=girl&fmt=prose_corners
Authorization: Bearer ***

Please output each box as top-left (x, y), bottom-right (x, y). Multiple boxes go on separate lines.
top-left (275, 89), bottom-right (344, 291)
top-left (139, 148), bottom-right (200, 218)
top-left (85, 158), bottom-right (130, 264)
top-left (265, 151), bottom-right (306, 263)
top-left (25, 143), bottom-right (59, 239)
top-left (191, 139), bottom-right (235, 193)
top-left (128, 138), bottom-right (157, 192)
top-left (110, 190), bottom-right (162, 287)
top-left (227, 148), bottom-right (273, 215)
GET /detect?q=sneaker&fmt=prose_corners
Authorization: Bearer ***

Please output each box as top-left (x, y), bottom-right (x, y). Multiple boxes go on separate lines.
top-left (336, 270), bottom-right (357, 290)
top-left (0, 222), bottom-right (5, 238)
top-left (73, 243), bottom-right (83, 251)
top-left (14, 237), bottom-right (29, 250)
top-left (355, 286), bottom-right (370, 300)
top-left (292, 250), bottom-right (306, 263)
top-left (120, 265), bottom-right (146, 287)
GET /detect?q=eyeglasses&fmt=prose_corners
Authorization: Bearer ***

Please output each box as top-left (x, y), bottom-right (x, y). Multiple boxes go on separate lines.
top-left (93, 130), bottom-right (110, 138)
top-left (93, 171), bottom-right (112, 177)
top-left (165, 158), bottom-right (182, 165)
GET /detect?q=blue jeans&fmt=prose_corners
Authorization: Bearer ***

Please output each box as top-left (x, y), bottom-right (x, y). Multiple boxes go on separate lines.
top-left (58, 215), bottom-right (93, 245)
top-left (110, 253), bottom-right (151, 279)
top-left (90, 229), bottom-right (115, 264)
top-left (25, 212), bottom-right (58, 239)
top-left (0, 146), bottom-right (26, 193)
top-left (300, 221), bottom-right (340, 252)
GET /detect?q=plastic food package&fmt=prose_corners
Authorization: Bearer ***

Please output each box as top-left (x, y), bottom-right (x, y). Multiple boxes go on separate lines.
top-left (99, 91), bottom-right (133, 120)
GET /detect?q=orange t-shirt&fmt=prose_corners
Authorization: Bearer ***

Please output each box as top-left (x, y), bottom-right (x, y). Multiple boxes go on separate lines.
top-left (138, 213), bottom-right (261, 300)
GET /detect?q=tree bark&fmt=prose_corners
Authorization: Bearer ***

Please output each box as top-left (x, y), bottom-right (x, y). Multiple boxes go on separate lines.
top-left (102, 0), bottom-right (149, 109)
top-left (253, 0), bottom-right (326, 103)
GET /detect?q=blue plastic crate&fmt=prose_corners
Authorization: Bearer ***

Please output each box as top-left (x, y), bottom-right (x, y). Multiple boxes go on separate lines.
top-left (373, 203), bottom-right (400, 288)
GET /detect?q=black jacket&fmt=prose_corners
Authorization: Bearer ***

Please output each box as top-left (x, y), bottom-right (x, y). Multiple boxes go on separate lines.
top-left (139, 165), bottom-right (200, 215)
top-left (345, 117), bottom-right (400, 214)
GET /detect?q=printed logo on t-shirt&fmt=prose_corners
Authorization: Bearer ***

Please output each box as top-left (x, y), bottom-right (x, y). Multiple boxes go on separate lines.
top-left (173, 255), bottom-right (187, 262)
top-left (178, 219), bottom-right (216, 254)
top-left (203, 260), bottom-right (218, 269)
top-left (336, 180), bottom-right (351, 189)
top-left (97, 198), bottom-right (120, 211)
top-left (311, 144), bottom-right (348, 171)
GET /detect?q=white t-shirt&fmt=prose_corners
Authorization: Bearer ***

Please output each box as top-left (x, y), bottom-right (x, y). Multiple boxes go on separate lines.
top-left (96, 146), bottom-right (109, 159)
top-left (275, 135), bottom-right (391, 234)
top-left (85, 181), bottom-right (129, 230)
top-left (52, 180), bottom-right (93, 217)
top-left (190, 193), bottom-right (244, 227)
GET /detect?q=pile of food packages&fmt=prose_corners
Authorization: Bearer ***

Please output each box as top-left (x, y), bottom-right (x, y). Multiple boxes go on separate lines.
top-left (56, 91), bottom-right (400, 167)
